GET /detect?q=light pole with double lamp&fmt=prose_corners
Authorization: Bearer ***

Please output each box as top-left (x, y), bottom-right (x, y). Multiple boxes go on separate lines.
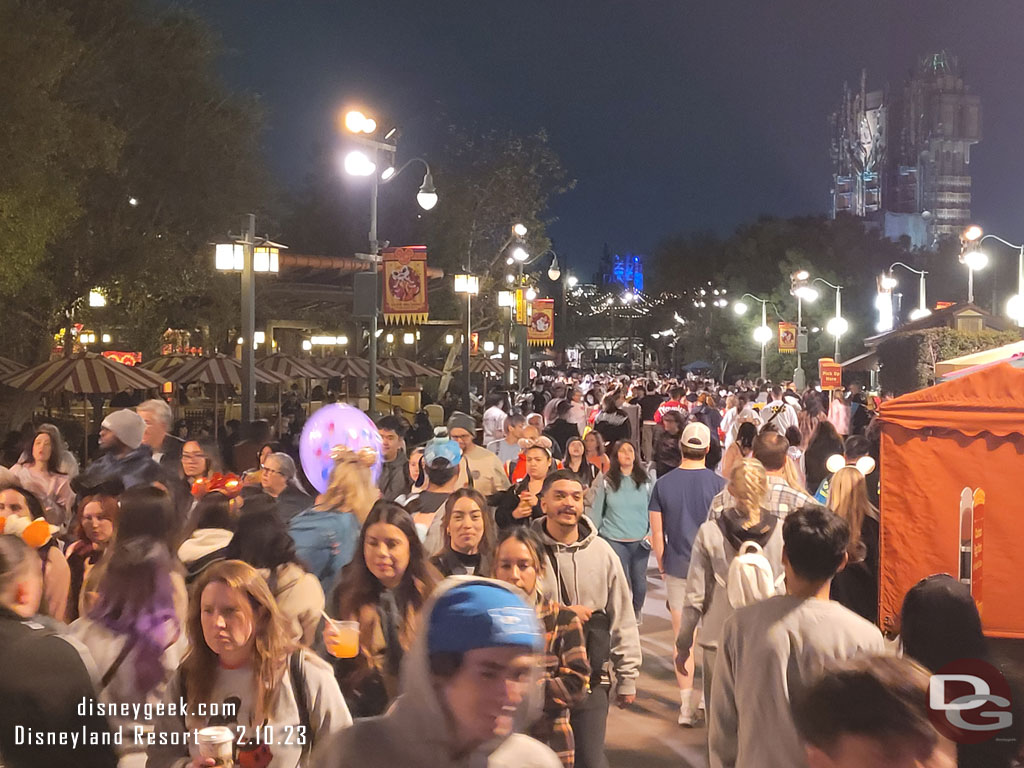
top-left (812, 277), bottom-right (846, 363)
top-left (960, 226), bottom-right (1024, 327)
top-left (733, 294), bottom-right (781, 381)
top-left (958, 225), bottom-right (988, 307)
top-left (215, 216), bottom-right (285, 424)
top-left (341, 108), bottom-right (438, 416)
top-left (882, 262), bottom-right (931, 323)
top-left (789, 270), bottom-right (818, 390)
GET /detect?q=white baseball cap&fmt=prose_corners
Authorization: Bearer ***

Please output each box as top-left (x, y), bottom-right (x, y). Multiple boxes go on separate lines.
top-left (681, 422), bottom-right (711, 452)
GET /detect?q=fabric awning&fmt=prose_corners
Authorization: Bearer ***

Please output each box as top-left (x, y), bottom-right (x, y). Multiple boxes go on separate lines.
top-left (934, 340), bottom-right (1024, 377)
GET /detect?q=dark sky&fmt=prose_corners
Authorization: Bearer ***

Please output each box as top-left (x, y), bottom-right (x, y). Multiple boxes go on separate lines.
top-left (172, 0), bottom-right (1024, 273)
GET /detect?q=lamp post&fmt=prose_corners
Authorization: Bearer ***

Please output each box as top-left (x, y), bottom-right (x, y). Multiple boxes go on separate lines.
top-left (342, 109), bottom-right (438, 416)
top-left (961, 228), bottom-right (1024, 327)
top-left (884, 262), bottom-right (930, 323)
top-left (215, 215), bottom-right (283, 424)
top-left (959, 225), bottom-right (987, 306)
top-left (733, 294), bottom-right (781, 381)
top-left (788, 271), bottom-right (818, 390)
top-left (497, 289), bottom-right (515, 389)
top-left (454, 273), bottom-right (479, 412)
top-left (813, 278), bottom-right (846, 362)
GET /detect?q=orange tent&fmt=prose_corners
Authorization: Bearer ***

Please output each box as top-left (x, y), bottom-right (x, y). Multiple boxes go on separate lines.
top-left (878, 362), bottom-right (1024, 638)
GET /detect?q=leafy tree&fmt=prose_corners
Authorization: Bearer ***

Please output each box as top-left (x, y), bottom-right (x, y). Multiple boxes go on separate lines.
top-left (0, 0), bottom-right (267, 426)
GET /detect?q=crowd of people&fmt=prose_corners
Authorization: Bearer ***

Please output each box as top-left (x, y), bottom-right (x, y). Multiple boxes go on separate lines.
top-left (0, 374), bottom-right (1017, 768)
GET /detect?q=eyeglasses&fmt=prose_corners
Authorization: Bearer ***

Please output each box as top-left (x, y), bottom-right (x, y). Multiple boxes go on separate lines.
top-left (261, 464), bottom-right (286, 478)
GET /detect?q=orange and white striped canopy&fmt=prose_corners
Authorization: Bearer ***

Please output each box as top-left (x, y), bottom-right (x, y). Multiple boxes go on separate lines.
top-left (1, 354), bottom-right (167, 393)
top-left (168, 355), bottom-right (287, 386)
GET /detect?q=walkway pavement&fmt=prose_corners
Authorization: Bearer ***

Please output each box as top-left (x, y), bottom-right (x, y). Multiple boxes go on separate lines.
top-left (606, 562), bottom-right (707, 768)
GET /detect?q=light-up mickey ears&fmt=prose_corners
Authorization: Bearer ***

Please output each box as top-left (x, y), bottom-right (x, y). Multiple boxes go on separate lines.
top-left (827, 453), bottom-right (876, 476)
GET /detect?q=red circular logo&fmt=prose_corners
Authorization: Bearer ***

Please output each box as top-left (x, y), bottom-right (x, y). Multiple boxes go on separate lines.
top-left (927, 657), bottom-right (1014, 744)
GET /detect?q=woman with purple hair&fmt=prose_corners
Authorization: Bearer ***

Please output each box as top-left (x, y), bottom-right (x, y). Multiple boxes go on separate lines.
top-left (70, 537), bottom-right (185, 768)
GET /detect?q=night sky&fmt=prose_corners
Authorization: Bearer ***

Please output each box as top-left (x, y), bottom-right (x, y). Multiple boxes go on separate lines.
top-left (173, 0), bottom-right (1024, 273)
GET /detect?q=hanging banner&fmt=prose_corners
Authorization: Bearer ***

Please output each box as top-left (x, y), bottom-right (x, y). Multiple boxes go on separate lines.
top-left (515, 288), bottom-right (530, 325)
top-left (778, 322), bottom-right (797, 354)
top-left (528, 299), bottom-right (555, 347)
top-left (382, 246), bottom-right (429, 325)
top-left (818, 357), bottom-right (842, 389)
top-left (102, 351), bottom-right (142, 366)
top-left (470, 332), bottom-right (480, 355)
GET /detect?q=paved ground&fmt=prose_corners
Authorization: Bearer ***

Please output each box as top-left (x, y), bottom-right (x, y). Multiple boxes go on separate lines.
top-left (606, 560), bottom-right (708, 768)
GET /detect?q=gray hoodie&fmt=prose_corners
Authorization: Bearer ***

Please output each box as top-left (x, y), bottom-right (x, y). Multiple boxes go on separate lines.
top-left (531, 516), bottom-right (642, 696)
top-left (676, 510), bottom-right (785, 655)
top-left (312, 576), bottom-right (562, 768)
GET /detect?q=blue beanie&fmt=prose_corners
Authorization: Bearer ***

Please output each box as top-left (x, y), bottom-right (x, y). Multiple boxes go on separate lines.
top-left (428, 582), bottom-right (543, 654)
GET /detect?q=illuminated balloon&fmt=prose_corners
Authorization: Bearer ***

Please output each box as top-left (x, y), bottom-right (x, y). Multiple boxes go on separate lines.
top-left (299, 404), bottom-right (383, 493)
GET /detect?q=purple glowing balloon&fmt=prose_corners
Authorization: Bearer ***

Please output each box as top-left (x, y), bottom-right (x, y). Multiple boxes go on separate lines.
top-left (299, 404), bottom-right (383, 493)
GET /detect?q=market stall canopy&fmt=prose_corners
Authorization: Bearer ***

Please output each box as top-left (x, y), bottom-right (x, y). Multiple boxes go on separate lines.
top-left (376, 356), bottom-right (441, 378)
top-left (454, 357), bottom-right (505, 374)
top-left (877, 362), bottom-right (1024, 638)
top-left (934, 340), bottom-right (1024, 377)
top-left (139, 354), bottom-right (195, 373)
top-left (0, 357), bottom-right (26, 377)
top-left (256, 353), bottom-right (334, 380)
top-left (320, 356), bottom-right (401, 379)
top-left (878, 361), bottom-right (1024, 438)
top-left (1, 353), bottom-right (167, 393)
top-left (168, 354), bottom-right (288, 387)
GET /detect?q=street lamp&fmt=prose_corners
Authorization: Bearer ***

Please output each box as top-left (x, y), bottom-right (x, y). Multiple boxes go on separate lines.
top-left (789, 271), bottom-right (817, 389)
top-left (454, 273), bottom-right (479, 412)
top-left (812, 278), bottom-right (845, 362)
top-left (961, 228), bottom-right (1024, 327)
top-left (341, 107), bottom-right (438, 416)
top-left (736, 293), bottom-right (781, 381)
top-left (959, 226), bottom-right (988, 305)
top-left (215, 216), bottom-right (285, 424)
top-left (885, 262), bottom-right (930, 323)
top-left (498, 290), bottom-right (515, 386)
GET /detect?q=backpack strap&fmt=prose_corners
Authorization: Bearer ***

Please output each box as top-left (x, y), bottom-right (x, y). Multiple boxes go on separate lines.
top-left (290, 650), bottom-right (312, 756)
top-left (100, 635), bottom-right (139, 692)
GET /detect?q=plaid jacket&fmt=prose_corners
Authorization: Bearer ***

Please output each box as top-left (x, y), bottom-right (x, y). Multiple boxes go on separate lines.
top-left (708, 480), bottom-right (816, 521)
top-left (530, 598), bottom-right (591, 768)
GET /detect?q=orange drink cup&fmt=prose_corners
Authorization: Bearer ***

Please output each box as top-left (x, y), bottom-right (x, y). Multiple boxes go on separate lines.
top-left (325, 618), bottom-right (360, 659)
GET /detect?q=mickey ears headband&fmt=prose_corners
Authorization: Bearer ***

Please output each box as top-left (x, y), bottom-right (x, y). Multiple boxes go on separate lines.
top-left (826, 454), bottom-right (876, 476)
top-left (0, 515), bottom-right (57, 549)
top-left (518, 435), bottom-right (553, 456)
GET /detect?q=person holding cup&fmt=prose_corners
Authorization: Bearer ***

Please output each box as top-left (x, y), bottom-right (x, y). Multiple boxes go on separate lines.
top-left (324, 501), bottom-right (439, 718)
top-left (494, 439), bottom-right (553, 529)
top-left (147, 560), bottom-right (350, 768)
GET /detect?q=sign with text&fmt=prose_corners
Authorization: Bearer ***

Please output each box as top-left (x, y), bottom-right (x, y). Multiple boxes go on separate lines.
top-left (818, 357), bottom-right (842, 389)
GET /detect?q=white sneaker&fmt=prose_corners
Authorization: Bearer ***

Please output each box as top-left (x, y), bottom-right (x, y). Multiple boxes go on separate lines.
top-left (678, 705), bottom-right (696, 727)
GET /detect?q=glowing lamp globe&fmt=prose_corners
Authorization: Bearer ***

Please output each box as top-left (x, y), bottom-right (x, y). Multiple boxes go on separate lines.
top-left (299, 404), bottom-right (383, 493)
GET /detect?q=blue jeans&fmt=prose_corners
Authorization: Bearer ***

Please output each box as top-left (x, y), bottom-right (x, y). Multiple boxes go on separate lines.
top-left (605, 538), bottom-right (649, 620)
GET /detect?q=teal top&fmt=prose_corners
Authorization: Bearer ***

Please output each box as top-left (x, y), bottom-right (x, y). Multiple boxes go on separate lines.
top-left (590, 474), bottom-right (654, 542)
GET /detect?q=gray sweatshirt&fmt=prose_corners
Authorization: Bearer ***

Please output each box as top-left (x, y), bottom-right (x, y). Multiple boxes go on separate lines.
top-left (532, 516), bottom-right (642, 696)
top-left (709, 595), bottom-right (886, 768)
top-left (676, 515), bottom-right (785, 655)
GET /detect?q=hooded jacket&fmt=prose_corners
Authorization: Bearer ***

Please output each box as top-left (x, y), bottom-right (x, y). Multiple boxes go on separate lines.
top-left (261, 562), bottom-right (326, 647)
top-left (676, 509), bottom-right (784, 655)
top-left (531, 516), bottom-right (642, 696)
top-left (312, 576), bottom-right (562, 768)
top-left (78, 445), bottom-right (158, 491)
top-left (378, 449), bottom-right (412, 501)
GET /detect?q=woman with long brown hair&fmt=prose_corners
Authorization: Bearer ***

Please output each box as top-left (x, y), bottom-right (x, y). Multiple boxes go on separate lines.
top-left (64, 494), bottom-right (118, 622)
top-left (324, 501), bottom-right (439, 718)
top-left (826, 466), bottom-right (879, 623)
top-left (430, 488), bottom-right (496, 577)
top-left (147, 560), bottom-right (350, 768)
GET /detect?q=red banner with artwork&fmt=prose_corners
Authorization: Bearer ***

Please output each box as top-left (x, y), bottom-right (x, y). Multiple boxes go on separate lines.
top-left (528, 299), bottom-right (555, 347)
top-left (778, 322), bottom-right (797, 354)
top-left (382, 246), bottom-right (429, 325)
